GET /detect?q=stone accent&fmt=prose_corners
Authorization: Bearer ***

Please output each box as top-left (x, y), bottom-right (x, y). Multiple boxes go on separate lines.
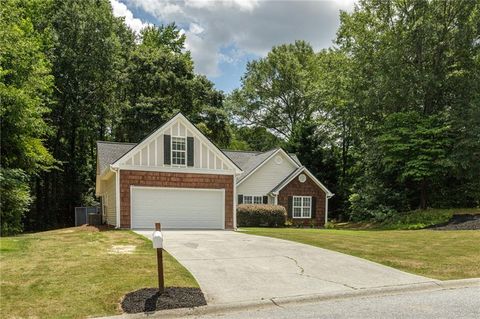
top-left (277, 173), bottom-right (326, 227)
top-left (119, 170), bottom-right (234, 229)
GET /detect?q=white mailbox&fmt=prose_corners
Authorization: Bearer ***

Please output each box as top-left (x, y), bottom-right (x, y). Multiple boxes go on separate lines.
top-left (152, 230), bottom-right (163, 249)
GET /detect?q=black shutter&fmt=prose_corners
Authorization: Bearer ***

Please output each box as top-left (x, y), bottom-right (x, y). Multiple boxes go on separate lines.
top-left (311, 197), bottom-right (317, 219)
top-left (287, 196), bottom-right (293, 218)
top-left (238, 194), bottom-right (243, 204)
top-left (263, 196), bottom-right (268, 204)
top-left (187, 137), bottom-right (194, 167)
top-left (164, 134), bottom-right (171, 165)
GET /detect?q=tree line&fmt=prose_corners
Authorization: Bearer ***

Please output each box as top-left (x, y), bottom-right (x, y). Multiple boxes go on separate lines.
top-left (1, 0), bottom-right (479, 235)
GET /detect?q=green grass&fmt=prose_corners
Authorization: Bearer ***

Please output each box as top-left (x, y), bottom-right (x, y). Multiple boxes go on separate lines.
top-left (333, 207), bottom-right (480, 230)
top-left (241, 227), bottom-right (480, 280)
top-left (0, 226), bottom-right (198, 319)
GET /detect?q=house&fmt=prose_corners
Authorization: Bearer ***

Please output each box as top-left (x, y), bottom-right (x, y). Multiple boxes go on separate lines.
top-left (95, 113), bottom-right (333, 229)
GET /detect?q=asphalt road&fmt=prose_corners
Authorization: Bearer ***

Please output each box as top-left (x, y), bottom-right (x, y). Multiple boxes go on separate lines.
top-left (194, 286), bottom-right (480, 319)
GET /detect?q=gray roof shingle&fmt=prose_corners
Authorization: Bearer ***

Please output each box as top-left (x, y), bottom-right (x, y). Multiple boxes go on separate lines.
top-left (97, 141), bottom-right (136, 175)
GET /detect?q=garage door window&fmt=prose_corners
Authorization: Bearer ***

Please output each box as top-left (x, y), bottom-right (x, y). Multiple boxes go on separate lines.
top-left (172, 137), bottom-right (186, 166)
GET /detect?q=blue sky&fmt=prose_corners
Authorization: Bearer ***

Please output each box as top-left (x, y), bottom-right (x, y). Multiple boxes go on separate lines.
top-left (111, 0), bottom-right (355, 92)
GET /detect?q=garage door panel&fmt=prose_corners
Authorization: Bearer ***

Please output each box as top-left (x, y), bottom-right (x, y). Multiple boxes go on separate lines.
top-left (131, 187), bottom-right (224, 229)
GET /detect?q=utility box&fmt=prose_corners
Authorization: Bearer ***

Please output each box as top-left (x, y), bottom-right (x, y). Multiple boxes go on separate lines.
top-left (88, 213), bottom-right (102, 226)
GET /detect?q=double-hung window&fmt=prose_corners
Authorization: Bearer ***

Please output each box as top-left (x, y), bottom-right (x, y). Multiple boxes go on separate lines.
top-left (171, 137), bottom-right (186, 166)
top-left (243, 195), bottom-right (263, 204)
top-left (292, 196), bottom-right (312, 218)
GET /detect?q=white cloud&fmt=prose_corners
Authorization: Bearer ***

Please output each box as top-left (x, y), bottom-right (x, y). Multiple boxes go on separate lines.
top-left (110, 0), bottom-right (150, 33)
top-left (124, 0), bottom-right (356, 76)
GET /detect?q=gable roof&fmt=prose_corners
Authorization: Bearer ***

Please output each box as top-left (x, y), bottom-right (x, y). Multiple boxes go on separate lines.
top-left (97, 113), bottom-right (242, 176)
top-left (223, 148), bottom-right (301, 183)
top-left (270, 166), bottom-right (334, 197)
top-left (97, 141), bottom-right (136, 175)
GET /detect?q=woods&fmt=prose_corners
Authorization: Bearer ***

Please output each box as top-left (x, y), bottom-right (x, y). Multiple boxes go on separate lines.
top-left (1, 0), bottom-right (479, 234)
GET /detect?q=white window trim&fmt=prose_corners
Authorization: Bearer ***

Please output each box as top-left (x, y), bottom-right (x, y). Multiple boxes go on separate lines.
top-left (292, 196), bottom-right (312, 219)
top-left (243, 195), bottom-right (263, 204)
top-left (171, 136), bottom-right (187, 167)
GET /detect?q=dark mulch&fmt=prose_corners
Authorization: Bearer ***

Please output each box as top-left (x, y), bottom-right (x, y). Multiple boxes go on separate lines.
top-left (430, 214), bottom-right (480, 230)
top-left (121, 287), bottom-right (207, 313)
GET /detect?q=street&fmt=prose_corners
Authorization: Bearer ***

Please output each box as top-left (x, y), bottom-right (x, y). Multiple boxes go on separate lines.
top-left (194, 286), bottom-right (480, 319)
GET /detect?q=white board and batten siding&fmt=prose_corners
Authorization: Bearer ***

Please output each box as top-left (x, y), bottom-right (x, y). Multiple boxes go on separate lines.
top-left (237, 151), bottom-right (298, 199)
top-left (116, 116), bottom-right (236, 173)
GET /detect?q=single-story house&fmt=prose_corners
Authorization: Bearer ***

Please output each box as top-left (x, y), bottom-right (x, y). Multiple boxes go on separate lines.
top-left (95, 113), bottom-right (333, 229)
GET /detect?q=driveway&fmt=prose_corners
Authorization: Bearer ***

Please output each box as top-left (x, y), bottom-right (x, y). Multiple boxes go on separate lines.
top-left (134, 230), bottom-right (434, 305)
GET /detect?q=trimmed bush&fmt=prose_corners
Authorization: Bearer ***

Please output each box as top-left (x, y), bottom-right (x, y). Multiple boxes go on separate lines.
top-left (237, 204), bottom-right (286, 227)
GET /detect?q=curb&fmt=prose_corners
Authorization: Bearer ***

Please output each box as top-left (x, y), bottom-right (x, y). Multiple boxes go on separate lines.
top-left (101, 278), bottom-right (480, 319)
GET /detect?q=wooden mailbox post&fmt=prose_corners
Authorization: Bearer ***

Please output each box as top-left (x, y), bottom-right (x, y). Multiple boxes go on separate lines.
top-left (152, 222), bottom-right (164, 293)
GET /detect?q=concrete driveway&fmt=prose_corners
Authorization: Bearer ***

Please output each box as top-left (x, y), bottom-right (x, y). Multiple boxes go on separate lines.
top-left (134, 230), bottom-right (434, 305)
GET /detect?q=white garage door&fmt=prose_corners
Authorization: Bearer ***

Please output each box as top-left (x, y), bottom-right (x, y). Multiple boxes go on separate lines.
top-left (131, 187), bottom-right (225, 229)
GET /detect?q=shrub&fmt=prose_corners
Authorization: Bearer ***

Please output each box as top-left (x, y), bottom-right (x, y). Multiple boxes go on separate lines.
top-left (0, 169), bottom-right (32, 236)
top-left (237, 204), bottom-right (286, 227)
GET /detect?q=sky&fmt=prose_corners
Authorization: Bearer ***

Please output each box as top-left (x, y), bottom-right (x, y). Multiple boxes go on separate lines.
top-left (110, 0), bottom-right (356, 92)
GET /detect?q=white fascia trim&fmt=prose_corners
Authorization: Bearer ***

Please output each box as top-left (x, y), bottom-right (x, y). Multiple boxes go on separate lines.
top-left (112, 113), bottom-right (242, 174)
top-left (237, 148), bottom-right (300, 186)
top-left (114, 165), bottom-right (237, 175)
top-left (271, 167), bottom-right (334, 197)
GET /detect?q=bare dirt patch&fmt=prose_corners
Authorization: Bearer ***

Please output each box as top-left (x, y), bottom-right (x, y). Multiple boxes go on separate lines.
top-left (108, 245), bottom-right (136, 254)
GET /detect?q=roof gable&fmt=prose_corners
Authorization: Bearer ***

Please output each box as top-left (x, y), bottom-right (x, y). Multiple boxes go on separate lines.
top-left (235, 148), bottom-right (300, 185)
top-left (223, 149), bottom-right (302, 183)
top-left (114, 113), bottom-right (241, 173)
top-left (270, 166), bottom-right (334, 197)
top-left (96, 113), bottom-right (241, 177)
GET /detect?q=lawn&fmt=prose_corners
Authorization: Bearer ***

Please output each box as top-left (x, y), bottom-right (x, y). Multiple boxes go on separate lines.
top-left (241, 228), bottom-right (480, 280)
top-left (0, 226), bottom-right (198, 319)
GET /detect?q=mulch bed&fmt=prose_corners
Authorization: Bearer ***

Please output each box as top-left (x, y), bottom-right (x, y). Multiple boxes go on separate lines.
top-left (430, 214), bottom-right (480, 230)
top-left (121, 287), bottom-right (207, 313)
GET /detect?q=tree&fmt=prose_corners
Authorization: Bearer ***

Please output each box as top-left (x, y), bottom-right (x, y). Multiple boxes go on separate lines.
top-left (0, 0), bottom-right (54, 234)
top-left (229, 41), bottom-right (319, 141)
top-left (230, 126), bottom-right (283, 151)
top-left (117, 25), bottom-right (230, 146)
top-left (30, 0), bottom-right (129, 229)
top-left (337, 0), bottom-right (480, 212)
top-left (376, 112), bottom-right (453, 209)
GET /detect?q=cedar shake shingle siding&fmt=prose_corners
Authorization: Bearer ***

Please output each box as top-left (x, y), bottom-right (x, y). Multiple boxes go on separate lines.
top-left (277, 173), bottom-right (326, 227)
top-left (120, 170), bottom-right (234, 229)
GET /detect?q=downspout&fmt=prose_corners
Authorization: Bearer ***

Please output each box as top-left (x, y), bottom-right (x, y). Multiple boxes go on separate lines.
top-left (233, 174), bottom-right (237, 230)
top-left (111, 166), bottom-right (121, 229)
top-left (325, 194), bottom-right (334, 226)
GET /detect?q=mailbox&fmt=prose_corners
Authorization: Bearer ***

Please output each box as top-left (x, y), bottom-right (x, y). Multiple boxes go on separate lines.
top-left (152, 230), bottom-right (163, 249)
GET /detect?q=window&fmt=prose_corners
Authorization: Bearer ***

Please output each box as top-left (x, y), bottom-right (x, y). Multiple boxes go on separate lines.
top-left (171, 137), bottom-right (186, 166)
top-left (292, 196), bottom-right (311, 218)
top-left (243, 195), bottom-right (264, 204)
